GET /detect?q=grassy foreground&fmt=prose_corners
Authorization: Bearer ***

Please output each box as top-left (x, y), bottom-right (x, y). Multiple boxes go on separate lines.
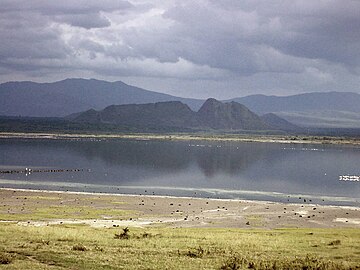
top-left (0, 224), bottom-right (359, 269)
top-left (0, 190), bottom-right (359, 269)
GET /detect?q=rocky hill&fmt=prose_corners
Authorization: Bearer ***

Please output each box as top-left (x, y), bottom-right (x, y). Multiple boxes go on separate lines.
top-left (196, 98), bottom-right (269, 130)
top-left (72, 98), bottom-right (286, 131)
top-left (76, 101), bottom-right (195, 129)
top-left (260, 113), bottom-right (300, 131)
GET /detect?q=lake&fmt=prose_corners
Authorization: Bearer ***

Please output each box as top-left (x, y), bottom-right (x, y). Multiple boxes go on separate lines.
top-left (0, 138), bottom-right (359, 206)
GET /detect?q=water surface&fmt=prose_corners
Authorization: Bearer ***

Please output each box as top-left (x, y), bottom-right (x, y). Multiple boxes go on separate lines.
top-left (0, 138), bottom-right (359, 206)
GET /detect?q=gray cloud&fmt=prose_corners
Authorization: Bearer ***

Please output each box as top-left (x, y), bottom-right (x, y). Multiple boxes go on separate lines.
top-left (0, 12), bottom-right (70, 61)
top-left (53, 13), bottom-right (111, 29)
top-left (0, 0), bottom-right (133, 15)
top-left (0, 0), bottom-right (360, 98)
top-left (160, 1), bottom-right (360, 72)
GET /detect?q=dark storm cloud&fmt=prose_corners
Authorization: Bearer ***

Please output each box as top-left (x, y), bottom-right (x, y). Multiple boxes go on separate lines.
top-left (0, 12), bottom-right (70, 61)
top-left (53, 13), bottom-right (111, 29)
top-left (0, 0), bottom-right (132, 67)
top-left (159, 0), bottom-right (360, 72)
top-left (257, 1), bottom-right (360, 66)
top-left (0, 0), bottom-right (360, 98)
top-left (0, 0), bottom-right (133, 15)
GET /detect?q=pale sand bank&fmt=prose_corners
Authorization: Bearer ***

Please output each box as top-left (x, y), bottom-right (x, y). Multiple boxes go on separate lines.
top-left (1, 131), bottom-right (360, 146)
top-left (0, 188), bottom-right (359, 229)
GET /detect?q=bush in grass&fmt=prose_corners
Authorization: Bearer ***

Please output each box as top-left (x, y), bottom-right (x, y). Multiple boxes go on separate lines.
top-left (72, 244), bottom-right (87, 251)
top-left (220, 254), bottom-right (347, 270)
top-left (115, 227), bottom-right (130, 239)
top-left (185, 246), bottom-right (208, 258)
top-left (328, 240), bottom-right (341, 246)
top-left (0, 253), bottom-right (12, 264)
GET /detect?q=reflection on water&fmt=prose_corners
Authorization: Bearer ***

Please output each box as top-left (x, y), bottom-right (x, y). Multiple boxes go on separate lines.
top-left (66, 140), bottom-right (268, 177)
top-left (0, 138), bottom-right (359, 206)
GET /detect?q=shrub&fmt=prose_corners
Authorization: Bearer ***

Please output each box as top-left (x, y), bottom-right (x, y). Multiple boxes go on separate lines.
top-left (186, 246), bottom-right (207, 258)
top-left (0, 253), bottom-right (12, 264)
top-left (328, 240), bottom-right (341, 246)
top-left (115, 227), bottom-right (130, 239)
top-left (72, 244), bottom-right (87, 251)
top-left (220, 254), bottom-right (346, 270)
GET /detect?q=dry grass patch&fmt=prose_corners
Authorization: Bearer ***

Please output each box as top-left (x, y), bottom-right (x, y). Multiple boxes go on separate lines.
top-left (0, 224), bottom-right (359, 269)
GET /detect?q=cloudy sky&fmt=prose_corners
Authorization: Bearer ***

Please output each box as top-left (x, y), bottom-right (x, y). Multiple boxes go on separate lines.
top-left (1, 0), bottom-right (360, 99)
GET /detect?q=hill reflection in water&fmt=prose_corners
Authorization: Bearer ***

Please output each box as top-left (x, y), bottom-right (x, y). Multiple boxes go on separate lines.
top-left (0, 139), bottom-right (359, 205)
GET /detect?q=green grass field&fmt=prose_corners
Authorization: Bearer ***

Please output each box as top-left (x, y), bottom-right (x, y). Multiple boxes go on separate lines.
top-left (0, 224), bottom-right (359, 269)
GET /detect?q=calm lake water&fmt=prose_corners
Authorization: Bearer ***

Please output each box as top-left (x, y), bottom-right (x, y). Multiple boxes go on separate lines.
top-left (0, 138), bottom-right (359, 206)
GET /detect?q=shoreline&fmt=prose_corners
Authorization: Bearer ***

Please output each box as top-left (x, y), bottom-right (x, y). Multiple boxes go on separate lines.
top-left (1, 187), bottom-right (359, 209)
top-left (1, 131), bottom-right (360, 146)
top-left (1, 187), bottom-right (359, 229)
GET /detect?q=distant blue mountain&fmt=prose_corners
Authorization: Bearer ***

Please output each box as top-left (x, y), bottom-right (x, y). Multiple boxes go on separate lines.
top-left (1, 78), bottom-right (360, 128)
top-left (0, 78), bottom-right (204, 117)
top-left (227, 92), bottom-right (360, 114)
top-left (227, 92), bottom-right (360, 128)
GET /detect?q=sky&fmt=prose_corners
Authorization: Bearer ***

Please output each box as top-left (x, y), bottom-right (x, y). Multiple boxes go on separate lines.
top-left (1, 0), bottom-right (360, 99)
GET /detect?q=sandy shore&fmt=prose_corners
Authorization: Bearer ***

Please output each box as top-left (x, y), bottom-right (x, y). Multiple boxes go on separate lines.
top-left (1, 131), bottom-right (360, 146)
top-left (1, 188), bottom-right (359, 229)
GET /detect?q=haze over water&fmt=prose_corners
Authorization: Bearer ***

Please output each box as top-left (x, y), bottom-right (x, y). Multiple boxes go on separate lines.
top-left (0, 139), bottom-right (359, 206)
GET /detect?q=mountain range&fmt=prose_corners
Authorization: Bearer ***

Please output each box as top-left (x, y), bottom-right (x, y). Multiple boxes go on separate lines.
top-left (1, 78), bottom-right (360, 128)
top-left (0, 78), bottom-right (203, 117)
top-left (227, 92), bottom-right (360, 114)
top-left (228, 92), bottom-right (360, 128)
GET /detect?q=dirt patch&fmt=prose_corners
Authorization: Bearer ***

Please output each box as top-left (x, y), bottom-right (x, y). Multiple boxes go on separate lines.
top-left (0, 188), bottom-right (359, 229)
